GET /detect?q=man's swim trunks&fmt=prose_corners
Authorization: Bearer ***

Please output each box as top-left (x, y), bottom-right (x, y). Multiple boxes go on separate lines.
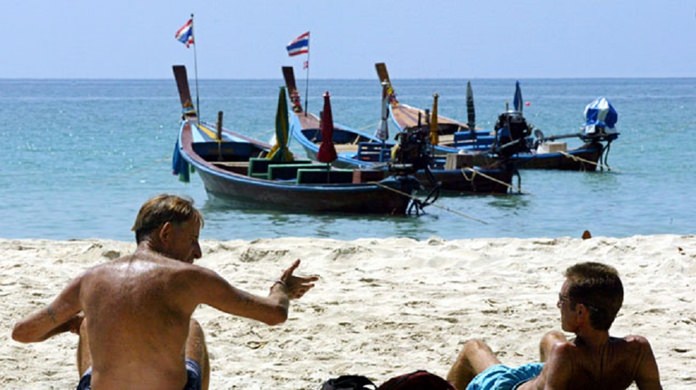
top-left (75, 359), bottom-right (202, 390)
top-left (465, 363), bottom-right (543, 390)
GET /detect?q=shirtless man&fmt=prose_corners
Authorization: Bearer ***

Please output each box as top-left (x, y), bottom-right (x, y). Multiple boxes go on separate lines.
top-left (12, 194), bottom-right (318, 389)
top-left (446, 262), bottom-right (662, 390)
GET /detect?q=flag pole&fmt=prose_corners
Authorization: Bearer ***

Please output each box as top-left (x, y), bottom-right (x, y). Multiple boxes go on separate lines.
top-left (303, 32), bottom-right (311, 116)
top-left (190, 13), bottom-right (200, 123)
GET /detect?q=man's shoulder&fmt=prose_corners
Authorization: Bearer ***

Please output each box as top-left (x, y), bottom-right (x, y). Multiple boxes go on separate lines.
top-left (621, 334), bottom-right (650, 344)
top-left (550, 339), bottom-right (578, 358)
top-left (617, 335), bottom-right (654, 356)
top-left (85, 253), bottom-right (209, 279)
top-left (609, 335), bottom-right (653, 351)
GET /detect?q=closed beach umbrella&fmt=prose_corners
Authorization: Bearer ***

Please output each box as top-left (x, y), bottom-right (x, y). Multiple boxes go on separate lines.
top-left (430, 93), bottom-right (439, 145)
top-left (268, 86), bottom-right (295, 162)
top-left (513, 80), bottom-right (523, 112)
top-left (317, 91), bottom-right (338, 163)
top-left (466, 81), bottom-right (476, 130)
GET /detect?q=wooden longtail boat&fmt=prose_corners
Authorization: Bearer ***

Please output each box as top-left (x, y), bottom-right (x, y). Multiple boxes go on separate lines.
top-left (171, 65), bottom-right (426, 215)
top-left (283, 66), bottom-right (517, 195)
top-left (375, 63), bottom-right (618, 171)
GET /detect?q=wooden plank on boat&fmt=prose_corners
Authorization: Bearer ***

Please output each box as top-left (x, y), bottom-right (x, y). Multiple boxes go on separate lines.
top-left (353, 169), bottom-right (386, 183)
top-left (445, 153), bottom-right (495, 170)
top-left (213, 161), bottom-right (249, 175)
top-left (172, 65), bottom-right (195, 114)
top-left (282, 66), bottom-right (298, 94)
top-left (213, 161), bottom-right (249, 168)
top-left (333, 144), bottom-right (359, 153)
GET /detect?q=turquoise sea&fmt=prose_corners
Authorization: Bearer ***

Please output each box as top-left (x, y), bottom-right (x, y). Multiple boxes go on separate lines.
top-left (1, 78), bottom-right (694, 241)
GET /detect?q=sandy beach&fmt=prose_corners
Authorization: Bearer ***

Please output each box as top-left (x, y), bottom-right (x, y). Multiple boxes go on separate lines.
top-left (1, 235), bottom-right (694, 389)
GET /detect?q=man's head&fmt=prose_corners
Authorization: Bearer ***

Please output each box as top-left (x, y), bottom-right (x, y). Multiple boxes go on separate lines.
top-left (131, 194), bottom-right (204, 262)
top-left (560, 262), bottom-right (624, 331)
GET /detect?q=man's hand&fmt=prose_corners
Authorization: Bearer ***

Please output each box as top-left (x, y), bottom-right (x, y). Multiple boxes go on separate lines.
top-left (277, 259), bottom-right (319, 300)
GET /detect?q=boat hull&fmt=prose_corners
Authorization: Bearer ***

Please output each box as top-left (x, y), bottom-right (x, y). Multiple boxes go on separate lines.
top-left (512, 144), bottom-right (603, 171)
top-left (438, 143), bottom-right (604, 172)
top-left (178, 121), bottom-right (417, 215)
top-left (290, 118), bottom-right (513, 194)
top-left (419, 167), bottom-right (514, 193)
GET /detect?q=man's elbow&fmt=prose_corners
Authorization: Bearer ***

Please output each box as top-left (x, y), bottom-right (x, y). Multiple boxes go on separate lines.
top-left (264, 305), bottom-right (289, 326)
top-left (11, 322), bottom-right (36, 343)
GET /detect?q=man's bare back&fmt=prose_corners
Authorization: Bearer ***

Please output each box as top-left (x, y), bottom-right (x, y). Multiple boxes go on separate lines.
top-left (80, 252), bottom-right (205, 388)
top-left (520, 335), bottom-right (661, 390)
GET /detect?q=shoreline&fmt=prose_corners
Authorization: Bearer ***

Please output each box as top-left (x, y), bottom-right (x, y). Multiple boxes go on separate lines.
top-left (1, 234), bottom-right (694, 388)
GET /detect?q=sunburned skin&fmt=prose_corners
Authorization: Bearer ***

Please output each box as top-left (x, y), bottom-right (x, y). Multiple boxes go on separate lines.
top-left (12, 194), bottom-right (319, 390)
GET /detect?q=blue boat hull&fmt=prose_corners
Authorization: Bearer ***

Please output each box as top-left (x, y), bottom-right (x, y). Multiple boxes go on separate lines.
top-left (290, 115), bottom-right (515, 194)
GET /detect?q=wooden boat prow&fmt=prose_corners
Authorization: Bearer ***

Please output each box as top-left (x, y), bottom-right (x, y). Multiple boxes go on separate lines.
top-left (375, 62), bottom-right (469, 133)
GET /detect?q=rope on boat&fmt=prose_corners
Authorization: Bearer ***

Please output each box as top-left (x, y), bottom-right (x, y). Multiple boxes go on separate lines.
top-left (371, 180), bottom-right (429, 215)
top-left (356, 121), bottom-right (381, 132)
top-left (559, 151), bottom-right (614, 172)
top-left (460, 167), bottom-right (522, 194)
top-left (371, 181), bottom-right (488, 224)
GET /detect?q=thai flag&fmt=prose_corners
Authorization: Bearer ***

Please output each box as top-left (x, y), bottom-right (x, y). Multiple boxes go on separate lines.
top-left (286, 32), bottom-right (309, 56)
top-left (175, 18), bottom-right (194, 48)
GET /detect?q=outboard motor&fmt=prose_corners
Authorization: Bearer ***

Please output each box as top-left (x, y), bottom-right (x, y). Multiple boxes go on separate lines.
top-left (390, 124), bottom-right (440, 213)
top-left (581, 97), bottom-right (619, 143)
top-left (493, 110), bottom-right (533, 157)
top-left (581, 97), bottom-right (620, 171)
top-left (391, 125), bottom-right (434, 173)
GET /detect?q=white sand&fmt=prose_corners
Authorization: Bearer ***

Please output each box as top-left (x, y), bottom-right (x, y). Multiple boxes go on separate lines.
top-left (1, 235), bottom-right (694, 389)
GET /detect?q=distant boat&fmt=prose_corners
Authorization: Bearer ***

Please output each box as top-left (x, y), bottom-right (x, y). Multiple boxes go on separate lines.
top-left (375, 62), bottom-right (619, 171)
top-left (283, 66), bottom-right (518, 195)
top-left (171, 65), bottom-right (426, 215)
top-left (375, 62), bottom-right (478, 137)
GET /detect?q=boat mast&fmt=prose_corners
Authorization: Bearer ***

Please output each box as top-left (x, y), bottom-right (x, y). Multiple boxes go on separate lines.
top-left (190, 13), bottom-right (200, 123)
top-left (303, 32), bottom-right (311, 116)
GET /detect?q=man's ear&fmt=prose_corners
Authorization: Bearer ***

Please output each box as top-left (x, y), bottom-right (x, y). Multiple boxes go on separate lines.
top-left (158, 222), bottom-right (174, 243)
top-left (576, 303), bottom-right (590, 323)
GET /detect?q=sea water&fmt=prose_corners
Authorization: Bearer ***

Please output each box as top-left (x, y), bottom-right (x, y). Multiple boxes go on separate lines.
top-left (1, 78), bottom-right (694, 241)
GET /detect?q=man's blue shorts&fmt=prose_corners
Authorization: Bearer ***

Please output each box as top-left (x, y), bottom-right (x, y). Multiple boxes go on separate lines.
top-left (76, 359), bottom-right (202, 390)
top-left (466, 363), bottom-right (543, 390)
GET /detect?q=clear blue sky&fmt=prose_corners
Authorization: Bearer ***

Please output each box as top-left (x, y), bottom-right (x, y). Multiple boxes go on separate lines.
top-left (5, 0), bottom-right (695, 79)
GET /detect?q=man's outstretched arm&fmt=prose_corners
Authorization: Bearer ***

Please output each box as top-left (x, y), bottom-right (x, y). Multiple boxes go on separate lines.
top-left (12, 276), bottom-right (83, 343)
top-left (194, 259), bottom-right (318, 326)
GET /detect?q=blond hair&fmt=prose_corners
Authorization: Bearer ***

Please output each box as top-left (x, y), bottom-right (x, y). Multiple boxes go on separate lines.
top-left (131, 194), bottom-right (204, 243)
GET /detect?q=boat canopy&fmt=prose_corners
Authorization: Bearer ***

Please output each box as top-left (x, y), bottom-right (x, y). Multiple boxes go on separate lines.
top-left (583, 97), bottom-right (618, 135)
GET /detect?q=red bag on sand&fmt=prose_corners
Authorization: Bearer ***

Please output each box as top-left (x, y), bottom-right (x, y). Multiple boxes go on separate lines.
top-left (377, 370), bottom-right (455, 390)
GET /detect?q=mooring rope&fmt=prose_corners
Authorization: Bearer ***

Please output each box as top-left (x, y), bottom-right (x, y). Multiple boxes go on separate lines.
top-left (371, 180), bottom-right (488, 224)
top-left (460, 167), bottom-right (522, 194)
top-left (356, 121), bottom-right (380, 132)
top-left (559, 151), bottom-right (613, 172)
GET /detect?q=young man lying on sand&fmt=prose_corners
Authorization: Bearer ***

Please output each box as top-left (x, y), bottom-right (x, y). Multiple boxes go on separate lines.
top-left (446, 262), bottom-right (662, 390)
top-left (12, 194), bottom-right (318, 389)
